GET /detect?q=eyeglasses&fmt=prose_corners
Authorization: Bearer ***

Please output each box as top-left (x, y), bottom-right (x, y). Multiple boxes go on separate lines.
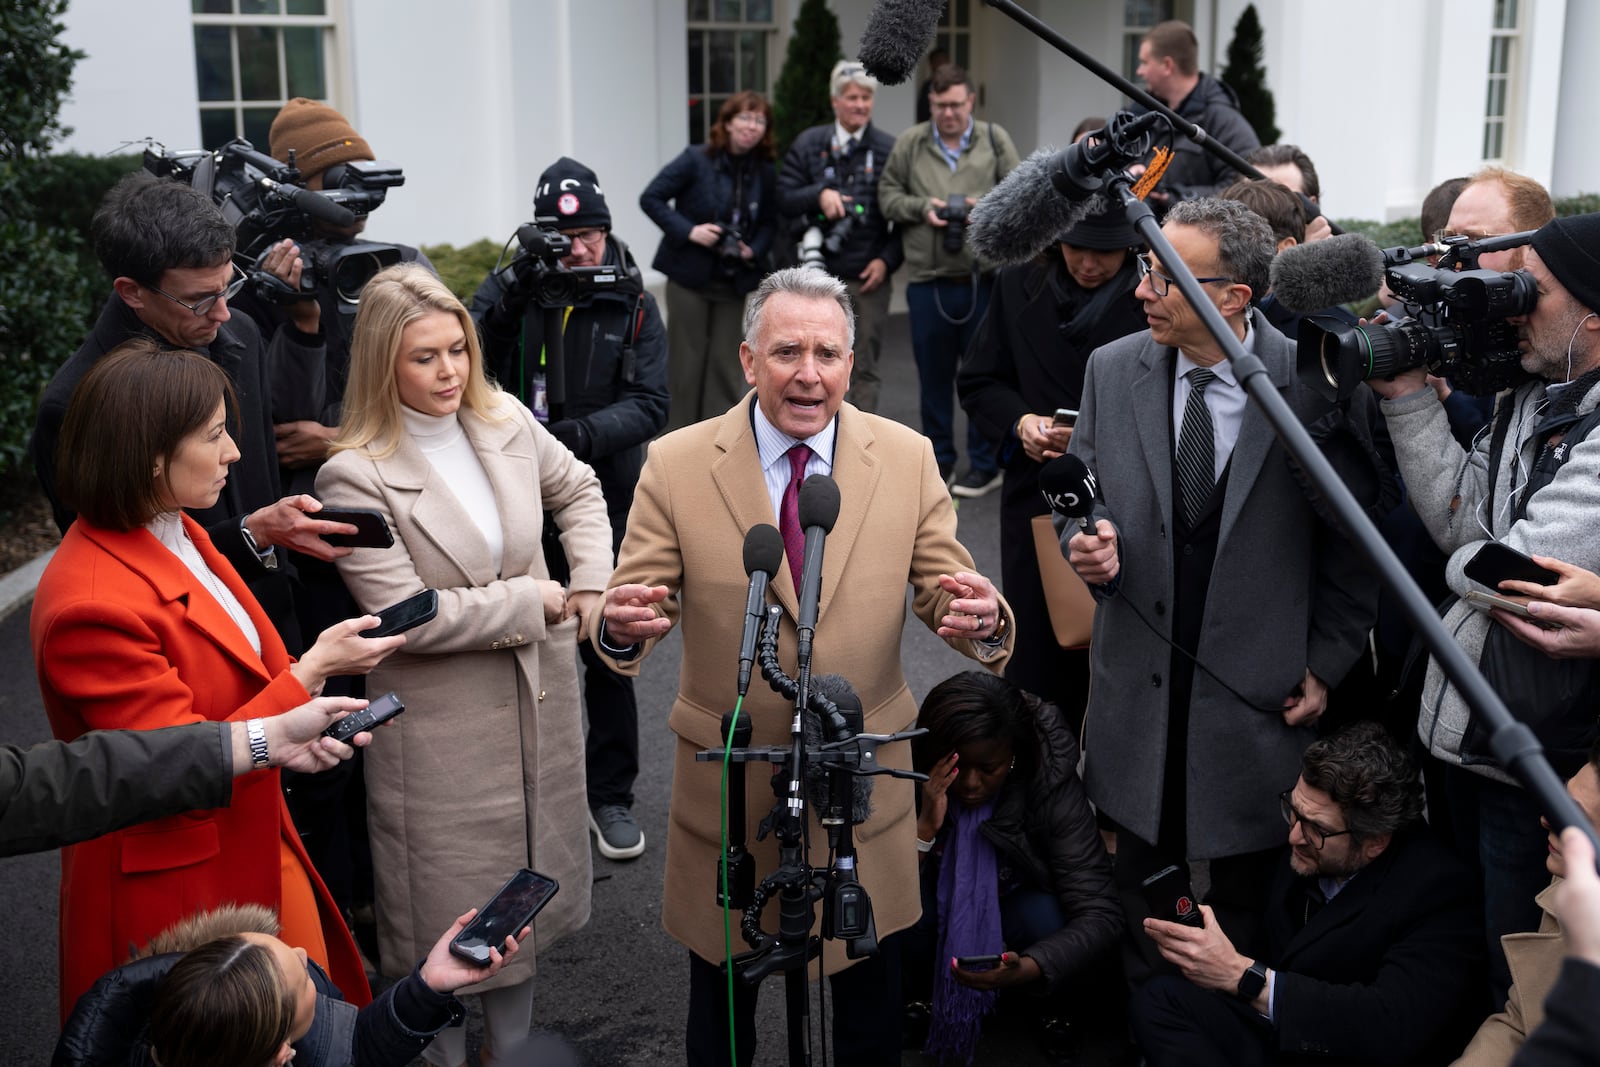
top-left (561, 227), bottom-right (607, 249)
top-left (930, 98), bottom-right (972, 112)
top-left (148, 264), bottom-right (247, 317)
top-left (1135, 252), bottom-right (1234, 298)
top-left (1432, 227), bottom-right (1502, 244)
top-left (1279, 790), bottom-right (1355, 850)
top-left (730, 112), bottom-right (768, 128)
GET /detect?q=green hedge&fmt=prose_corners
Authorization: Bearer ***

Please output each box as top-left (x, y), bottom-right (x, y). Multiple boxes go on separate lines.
top-left (420, 237), bottom-right (507, 304)
top-left (1334, 192), bottom-right (1600, 252)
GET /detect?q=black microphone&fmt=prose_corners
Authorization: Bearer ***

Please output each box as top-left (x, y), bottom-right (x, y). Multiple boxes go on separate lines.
top-left (804, 674), bottom-right (874, 823)
top-left (857, 0), bottom-right (946, 85)
top-left (1038, 454), bottom-right (1099, 531)
top-left (1269, 232), bottom-right (1386, 313)
top-left (259, 177), bottom-right (357, 228)
top-left (795, 474), bottom-right (841, 668)
top-left (738, 524), bottom-right (785, 698)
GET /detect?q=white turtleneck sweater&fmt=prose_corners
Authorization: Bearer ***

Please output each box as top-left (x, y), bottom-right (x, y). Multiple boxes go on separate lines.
top-left (401, 405), bottom-right (505, 575)
top-left (146, 509), bottom-right (262, 657)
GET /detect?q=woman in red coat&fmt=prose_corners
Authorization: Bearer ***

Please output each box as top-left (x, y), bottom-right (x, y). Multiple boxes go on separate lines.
top-left (31, 339), bottom-right (401, 1020)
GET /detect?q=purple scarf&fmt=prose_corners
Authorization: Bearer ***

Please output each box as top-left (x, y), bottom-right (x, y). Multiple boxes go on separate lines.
top-left (924, 797), bottom-right (1002, 1064)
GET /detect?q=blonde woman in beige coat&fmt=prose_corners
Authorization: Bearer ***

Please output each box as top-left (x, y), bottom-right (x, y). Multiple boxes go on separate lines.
top-left (316, 264), bottom-right (613, 1067)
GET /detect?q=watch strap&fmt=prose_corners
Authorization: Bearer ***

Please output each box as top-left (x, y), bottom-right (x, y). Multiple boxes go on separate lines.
top-left (246, 718), bottom-right (270, 768)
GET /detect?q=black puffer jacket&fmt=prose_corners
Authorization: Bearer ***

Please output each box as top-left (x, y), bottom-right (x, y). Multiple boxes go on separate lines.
top-left (975, 696), bottom-right (1122, 991)
top-left (777, 122), bottom-right (903, 279)
top-left (1135, 72), bottom-right (1261, 201)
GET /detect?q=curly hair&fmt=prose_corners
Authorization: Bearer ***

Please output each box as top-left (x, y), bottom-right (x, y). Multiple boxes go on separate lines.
top-left (1300, 722), bottom-right (1423, 841)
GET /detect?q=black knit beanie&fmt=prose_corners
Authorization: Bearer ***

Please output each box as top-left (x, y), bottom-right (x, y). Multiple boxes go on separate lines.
top-left (533, 157), bottom-right (611, 231)
top-left (1530, 212), bottom-right (1600, 313)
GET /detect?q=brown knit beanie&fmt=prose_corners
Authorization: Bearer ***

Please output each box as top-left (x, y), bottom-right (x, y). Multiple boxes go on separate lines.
top-left (269, 98), bottom-right (373, 189)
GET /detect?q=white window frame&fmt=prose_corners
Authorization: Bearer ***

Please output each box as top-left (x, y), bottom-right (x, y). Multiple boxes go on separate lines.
top-left (192, 0), bottom-right (341, 149)
top-left (1482, 0), bottom-right (1521, 164)
top-left (686, 0), bottom-right (779, 145)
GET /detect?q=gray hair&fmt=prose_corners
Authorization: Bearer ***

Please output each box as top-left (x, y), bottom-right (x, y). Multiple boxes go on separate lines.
top-left (831, 59), bottom-right (878, 97)
top-left (1164, 197), bottom-right (1275, 305)
top-left (743, 267), bottom-right (857, 352)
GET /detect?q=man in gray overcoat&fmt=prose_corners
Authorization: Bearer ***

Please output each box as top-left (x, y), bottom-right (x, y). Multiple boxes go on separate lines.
top-left (1066, 198), bottom-right (1376, 972)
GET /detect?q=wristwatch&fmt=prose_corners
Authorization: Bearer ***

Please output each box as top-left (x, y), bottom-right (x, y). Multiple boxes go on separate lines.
top-left (239, 518), bottom-right (279, 571)
top-left (246, 718), bottom-right (271, 768)
top-left (1236, 960), bottom-right (1268, 1002)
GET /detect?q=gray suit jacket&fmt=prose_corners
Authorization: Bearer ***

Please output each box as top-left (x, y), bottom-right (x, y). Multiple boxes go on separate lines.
top-left (1065, 309), bottom-right (1375, 857)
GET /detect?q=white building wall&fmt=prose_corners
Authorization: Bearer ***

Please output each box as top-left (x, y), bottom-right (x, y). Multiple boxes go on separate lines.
top-left (57, 1), bottom-right (199, 157)
top-left (1553, 0), bottom-right (1600, 198)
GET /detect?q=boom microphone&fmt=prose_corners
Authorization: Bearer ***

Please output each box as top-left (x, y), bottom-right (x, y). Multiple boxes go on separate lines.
top-left (738, 524), bottom-right (785, 698)
top-left (967, 149), bottom-right (1100, 267)
top-left (795, 475), bottom-right (841, 668)
top-left (857, 0), bottom-right (945, 85)
top-left (1269, 232), bottom-right (1385, 313)
top-left (1038, 454), bottom-right (1099, 531)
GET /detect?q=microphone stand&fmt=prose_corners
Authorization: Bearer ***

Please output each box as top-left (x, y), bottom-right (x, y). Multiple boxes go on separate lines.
top-left (978, 0), bottom-right (1335, 231)
top-left (696, 608), bottom-right (927, 1066)
top-left (1091, 164), bottom-right (1599, 856)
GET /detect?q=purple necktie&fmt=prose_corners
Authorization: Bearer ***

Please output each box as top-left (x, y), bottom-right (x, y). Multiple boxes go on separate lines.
top-left (779, 444), bottom-right (811, 592)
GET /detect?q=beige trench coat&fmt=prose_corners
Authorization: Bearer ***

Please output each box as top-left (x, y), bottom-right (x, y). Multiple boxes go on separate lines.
top-left (592, 395), bottom-right (1013, 974)
top-left (317, 398), bottom-right (613, 991)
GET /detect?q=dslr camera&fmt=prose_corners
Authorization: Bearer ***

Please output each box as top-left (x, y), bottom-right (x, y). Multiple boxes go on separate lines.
top-left (795, 202), bottom-right (865, 275)
top-left (1299, 232), bottom-right (1538, 401)
top-left (936, 194), bottom-right (971, 254)
top-left (715, 223), bottom-right (746, 278)
top-left (143, 138), bottom-right (405, 311)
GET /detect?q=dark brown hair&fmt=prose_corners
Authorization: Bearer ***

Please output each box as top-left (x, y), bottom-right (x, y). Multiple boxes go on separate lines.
top-left (705, 91), bottom-right (774, 161)
top-left (57, 339), bottom-right (235, 531)
top-left (151, 935), bottom-right (295, 1067)
top-left (1300, 721), bottom-right (1423, 841)
top-left (1421, 177), bottom-right (1470, 243)
top-left (928, 63), bottom-right (973, 97)
top-left (1246, 144), bottom-right (1321, 201)
top-left (1220, 178), bottom-right (1307, 246)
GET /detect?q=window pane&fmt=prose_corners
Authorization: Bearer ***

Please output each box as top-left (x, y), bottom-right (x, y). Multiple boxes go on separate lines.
top-left (200, 107), bottom-right (238, 148)
top-left (194, 26), bottom-right (234, 101)
top-left (243, 106), bottom-right (279, 148)
top-left (687, 0), bottom-right (709, 21)
top-left (689, 97), bottom-right (707, 145)
top-left (688, 29), bottom-right (705, 94)
top-left (955, 0), bottom-right (969, 25)
top-left (284, 26), bottom-right (325, 97)
top-left (1485, 78), bottom-right (1506, 119)
top-left (1488, 36), bottom-right (1507, 74)
top-left (939, 0), bottom-right (953, 29)
top-left (237, 26), bottom-right (281, 101)
top-left (954, 36), bottom-right (969, 68)
top-left (1483, 121), bottom-right (1503, 160)
top-left (286, 0), bottom-right (325, 13)
top-left (240, 0), bottom-right (279, 12)
top-left (747, 0), bottom-right (772, 21)
top-left (193, 0), bottom-right (232, 12)
top-left (715, 0), bottom-right (740, 20)
top-left (739, 30), bottom-right (765, 91)
top-left (709, 30), bottom-right (737, 93)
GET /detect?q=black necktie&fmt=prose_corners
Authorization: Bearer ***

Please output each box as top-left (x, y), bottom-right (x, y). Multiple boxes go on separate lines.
top-left (844, 136), bottom-right (858, 156)
top-left (1177, 367), bottom-right (1218, 525)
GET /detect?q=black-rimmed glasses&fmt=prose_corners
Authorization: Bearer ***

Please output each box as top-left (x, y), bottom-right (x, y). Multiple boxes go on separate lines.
top-left (1279, 790), bottom-right (1354, 850)
top-left (1135, 252), bottom-right (1233, 298)
top-left (148, 264), bottom-right (247, 317)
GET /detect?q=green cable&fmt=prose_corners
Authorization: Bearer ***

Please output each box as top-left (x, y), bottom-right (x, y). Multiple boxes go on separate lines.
top-left (720, 696), bottom-right (744, 1062)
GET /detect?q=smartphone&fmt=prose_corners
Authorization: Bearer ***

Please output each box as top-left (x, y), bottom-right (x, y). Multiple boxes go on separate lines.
top-left (317, 507), bottom-right (394, 549)
top-left (321, 691), bottom-right (405, 743)
top-left (449, 868), bottom-right (560, 967)
top-left (362, 589), bottom-right (438, 639)
top-left (953, 953), bottom-right (1005, 970)
top-left (1465, 542), bottom-right (1559, 589)
top-left (1140, 864), bottom-right (1204, 928)
top-left (1052, 408), bottom-right (1079, 428)
top-left (1463, 589), bottom-right (1563, 630)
